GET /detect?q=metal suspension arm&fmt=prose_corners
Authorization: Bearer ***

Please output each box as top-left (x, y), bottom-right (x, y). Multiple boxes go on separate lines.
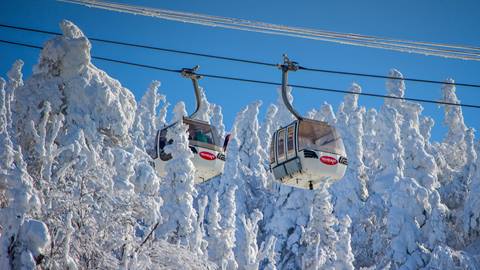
top-left (181, 65), bottom-right (203, 119)
top-left (279, 55), bottom-right (303, 120)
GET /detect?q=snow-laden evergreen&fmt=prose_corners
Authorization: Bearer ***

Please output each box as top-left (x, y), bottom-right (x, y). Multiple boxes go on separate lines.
top-left (1, 20), bottom-right (479, 269)
top-left (301, 183), bottom-right (354, 270)
top-left (211, 104), bottom-right (226, 141)
top-left (132, 80), bottom-right (167, 151)
top-left (157, 102), bottom-right (198, 247)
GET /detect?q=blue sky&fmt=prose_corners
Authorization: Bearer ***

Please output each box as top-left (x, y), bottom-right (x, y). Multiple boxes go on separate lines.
top-left (1, 0), bottom-right (479, 142)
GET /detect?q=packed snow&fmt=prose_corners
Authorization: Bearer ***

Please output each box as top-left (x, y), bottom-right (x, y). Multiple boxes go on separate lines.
top-left (0, 20), bottom-right (479, 269)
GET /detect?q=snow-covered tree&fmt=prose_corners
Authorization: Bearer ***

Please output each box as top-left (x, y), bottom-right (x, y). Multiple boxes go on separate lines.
top-left (258, 104), bottom-right (278, 166)
top-left (206, 192), bottom-right (224, 266)
top-left (301, 183), bottom-right (354, 270)
top-left (3, 17), bottom-right (480, 270)
top-left (5, 60), bottom-right (23, 131)
top-left (157, 102), bottom-right (198, 247)
top-left (271, 87), bottom-right (295, 130)
top-left (219, 101), bottom-right (271, 267)
top-left (191, 195), bottom-right (209, 255)
top-left (211, 104), bottom-right (226, 141)
top-left (196, 87), bottom-right (212, 123)
top-left (241, 209), bottom-right (277, 270)
top-left (463, 131), bottom-right (479, 243)
top-left (132, 80), bottom-right (167, 150)
top-left (440, 78), bottom-right (467, 169)
top-left (362, 108), bottom-right (379, 175)
top-left (0, 145), bottom-right (47, 269)
top-left (425, 245), bottom-right (477, 269)
top-left (264, 88), bottom-right (315, 269)
top-left (219, 185), bottom-right (239, 270)
top-left (332, 83), bottom-right (368, 215)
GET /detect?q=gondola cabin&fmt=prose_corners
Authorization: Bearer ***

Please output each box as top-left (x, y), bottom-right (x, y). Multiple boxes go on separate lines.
top-left (153, 117), bottom-right (226, 183)
top-left (270, 119), bottom-right (348, 190)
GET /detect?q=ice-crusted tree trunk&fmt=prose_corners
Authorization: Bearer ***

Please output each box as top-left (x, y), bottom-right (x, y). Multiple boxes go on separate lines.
top-left (241, 209), bottom-right (277, 270)
top-left (301, 183), bottom-right (354, 270)
top-left (5, 60), bottom-right (23, 132)
top-left (157, 102), bottom-right (198, 247)
top-left (419, 116), bottom-right (435, 155)
top-left (462, 130), bottom-right (479, 244)
top-left (206, 190), bottom-right (242, 269)
top-left (60, 212), bottom-right (77, 270)
top-left (206, 192), bottom-right (223, 266)
top-left (362, 108), bottom-right (379, 176)
top-left (190, 196), bottom-right (209, 256)
top-left (220, 185), bottom-right (239, 270)
top-left (242, 210), bottom-right (263, 270)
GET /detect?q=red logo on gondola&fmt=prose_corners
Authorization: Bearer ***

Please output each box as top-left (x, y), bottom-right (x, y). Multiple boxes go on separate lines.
top-left (199, 151), bottom-right (216, 161)
top-left (320, 156), bottom-right (338, 166)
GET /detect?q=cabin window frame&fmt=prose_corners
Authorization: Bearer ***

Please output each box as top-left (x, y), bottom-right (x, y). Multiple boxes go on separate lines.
top-left (286, 123), bottom-right (296, 160)
top-left (277, 128), bottom-right (286, 163)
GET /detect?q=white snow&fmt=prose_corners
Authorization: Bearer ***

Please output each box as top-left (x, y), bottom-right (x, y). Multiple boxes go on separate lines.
top-left (1, 19), bottom-right (479, 270)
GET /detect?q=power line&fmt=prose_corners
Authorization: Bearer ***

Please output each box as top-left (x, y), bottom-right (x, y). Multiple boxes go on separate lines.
top-left (1, 38), bottom-right (479, 109)
top-left (297, 66), bottom-right (480, 88)
top-left (0, 23), bottom-right (276, 68)
top-left (1, 22), bottom-right (480, 88)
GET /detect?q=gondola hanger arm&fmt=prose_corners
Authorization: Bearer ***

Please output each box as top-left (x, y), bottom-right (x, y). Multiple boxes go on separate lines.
top-left (181, 65), bottom-right (203, 119)
top-left (279, 54), bottom-right (303, 121)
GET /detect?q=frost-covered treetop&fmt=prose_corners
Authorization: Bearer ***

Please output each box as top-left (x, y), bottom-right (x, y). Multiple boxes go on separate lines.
top-left (441, 78), bottom-right (467, 146)
top-left (14, 20), bottom-right (136, 145)
top-left (321, 102), bottom-right (337, 125)
top-left (196, 87), bottom-right (212, 123)
top-left (386, 69), bottom-right (405, 98)
top-left (172, 101), bottom-right (188, 123)
top-left (6, 60), bottom-right (24, 91)
top-left (34, 20), bottom-right (91, 77)
top-left (343, 83), bottom-right (361, 112)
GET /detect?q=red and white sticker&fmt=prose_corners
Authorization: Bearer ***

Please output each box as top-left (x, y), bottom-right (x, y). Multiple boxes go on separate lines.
top-left (320, 156), bottom-right (338, 166)
top-left (199, 151), bottom-right (216, 161)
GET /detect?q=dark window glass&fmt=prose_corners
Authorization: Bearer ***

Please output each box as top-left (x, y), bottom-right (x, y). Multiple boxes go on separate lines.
top-left (277, 129), bottom-right (286, 162)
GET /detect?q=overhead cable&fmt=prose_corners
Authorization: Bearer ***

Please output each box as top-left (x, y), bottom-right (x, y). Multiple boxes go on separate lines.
top-left (59, 0), bottom-right (480, 61)
top-left (1, 23), bottom-right (479, 88)
top-left (1, 38), bottom-right (479, 109)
